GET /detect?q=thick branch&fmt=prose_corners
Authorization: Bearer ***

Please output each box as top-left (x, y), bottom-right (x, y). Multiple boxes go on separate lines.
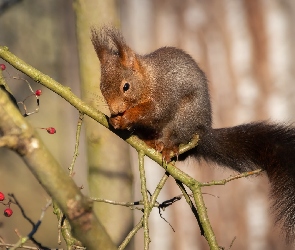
top-left (0, 85), bottom-right (116, 249)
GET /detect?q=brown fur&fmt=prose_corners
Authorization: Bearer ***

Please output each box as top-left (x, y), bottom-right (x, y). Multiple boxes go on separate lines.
top-left (91, 27), bottom-right (295, 242)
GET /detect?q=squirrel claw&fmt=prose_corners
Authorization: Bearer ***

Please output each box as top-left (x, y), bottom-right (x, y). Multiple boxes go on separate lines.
top-left (155, 141), bottom-right (165, 153)
top-left (161, 147), bottom-right (180, 164)
top-left (161, 150), bottom-right (172, 164)
top-left (154, 141), bottom-right (173, 163)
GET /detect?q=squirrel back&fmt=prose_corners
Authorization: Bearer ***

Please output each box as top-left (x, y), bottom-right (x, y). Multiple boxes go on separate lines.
top-left (91, 27), bottom-right (295, 242)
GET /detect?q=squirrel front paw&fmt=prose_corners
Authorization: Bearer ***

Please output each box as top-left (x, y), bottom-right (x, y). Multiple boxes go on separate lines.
top-left (110, 114), bottom-right (132, 130)
top-left (109, 115), bottom-right (123, 129)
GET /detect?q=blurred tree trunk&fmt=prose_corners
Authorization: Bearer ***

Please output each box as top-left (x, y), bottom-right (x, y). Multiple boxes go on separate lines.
top-left (0, 1), bottom-right (82, 248)
top-left (74, 0), bottom-right (134, 248)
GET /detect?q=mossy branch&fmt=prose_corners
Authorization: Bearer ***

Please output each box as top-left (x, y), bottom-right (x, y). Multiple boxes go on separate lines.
top-left (0, 46), bottom-right (219, 249)
top-left (0, 55), bottom-right (116, 250)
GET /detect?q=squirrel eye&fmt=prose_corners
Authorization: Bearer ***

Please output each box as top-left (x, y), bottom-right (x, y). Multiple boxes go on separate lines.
top-left (123, 82), bottom-right (130, 92)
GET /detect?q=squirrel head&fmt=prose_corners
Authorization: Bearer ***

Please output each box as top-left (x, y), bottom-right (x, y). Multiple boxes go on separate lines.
top-left (91, 27), bottom-right (147, 116)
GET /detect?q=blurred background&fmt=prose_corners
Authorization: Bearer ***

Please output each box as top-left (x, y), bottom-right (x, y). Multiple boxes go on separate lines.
top-left (1, 0), bottom-right (295, 249)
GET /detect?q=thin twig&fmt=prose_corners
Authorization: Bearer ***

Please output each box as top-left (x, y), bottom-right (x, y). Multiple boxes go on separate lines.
top-left (9, 199), bottom-right (52, 250)
top-left (201, 169), bottom-right (263, 187)
top-left (228, 236), bottom-right (237, 249)
top-left (12, 76), bottom-right (40, 117)
top-left (191, 186), bottom-right (219, 249)
top-left (91, 197), bottom-right (144, 208)
top-left (53, 201), bottom-right (84, 249)
top-left (150, 172), bottom-right (169, 208)
top-left (175, 180), bottom-right (204, 236)
top-left (118, 217), bottom-right (144, 250)
top-left (118, 173), bottom-right (170, 250)
top-left (0, 69), bottom-right (19, 110)
top-left (68, 112), bottom-right (84, 175)
top-left (52, 113), bottom-right (85, 247)
top-left (0, 243), bottom-right (59, 250)
top-left (138, 150), bottom-right (150, 250)
top-left (8, 194), bottom-right (35, 228)
top-left (178, 134), bottom-right (199, 155)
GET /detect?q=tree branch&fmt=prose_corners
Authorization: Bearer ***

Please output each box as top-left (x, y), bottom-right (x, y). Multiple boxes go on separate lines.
top-left (118, 173), bottom-right (170, 250)
top-left (0, 70), bottom-right (116, 249)
top-left (0, 46), bottom-right (220, 249)
top-left (138, 150), bottom-right (150, 250)
top-left (201, 169), bottom-right (263, 187)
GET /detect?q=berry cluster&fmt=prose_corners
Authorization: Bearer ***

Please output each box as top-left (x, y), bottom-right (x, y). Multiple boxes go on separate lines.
top-left (0, 63), bottom-right (57, 134)
top-left (0, 192), bottom-right (13, 217)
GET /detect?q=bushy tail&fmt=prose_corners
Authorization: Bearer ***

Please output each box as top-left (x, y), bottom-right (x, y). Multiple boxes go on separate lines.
top-left (196, 122), bottom-right (295, 240)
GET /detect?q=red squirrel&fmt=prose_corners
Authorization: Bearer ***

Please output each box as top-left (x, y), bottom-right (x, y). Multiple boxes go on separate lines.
top-left (91, 27), bottom-right (295, 241)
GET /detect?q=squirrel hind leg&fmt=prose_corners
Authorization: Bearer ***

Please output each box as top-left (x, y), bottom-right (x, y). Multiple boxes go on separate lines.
top-left (143, 138), bottom-right (179, 163)
top-left (161, 145), bottom-right (179, 163)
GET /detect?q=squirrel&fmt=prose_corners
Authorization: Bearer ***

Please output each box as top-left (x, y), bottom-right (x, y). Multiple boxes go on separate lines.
top-left (91, 27), bottom-right (295, 242)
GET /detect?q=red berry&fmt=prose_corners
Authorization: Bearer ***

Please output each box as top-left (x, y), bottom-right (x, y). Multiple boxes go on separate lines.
top-left (35, 89), bottom-right (42, 96)
top-left (0, 64), bottom-right (6, 71)
top-left (4, 208), bottom-right (13, 217)
top-left (46, 127), bottom-right (56, 134)
top-left (0, 192), bottom-right (4, 201)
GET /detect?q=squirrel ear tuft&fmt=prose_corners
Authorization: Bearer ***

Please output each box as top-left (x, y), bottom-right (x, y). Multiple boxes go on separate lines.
top-left (105, 28), bottom-right (141, 71)
top-left (91, 26), bottom-right (131, 66)
top-left (130, 56), bottom-right (142, 73)
top-left (91, 27), bottom-right (109, 64)
top-left (118, 47), bottom-right (141, 71)
top-left (91, 26), bottom-right (142, 72)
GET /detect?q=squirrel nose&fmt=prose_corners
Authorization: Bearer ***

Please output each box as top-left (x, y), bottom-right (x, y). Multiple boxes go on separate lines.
top-left (109, 103), bottom-right (126, 115)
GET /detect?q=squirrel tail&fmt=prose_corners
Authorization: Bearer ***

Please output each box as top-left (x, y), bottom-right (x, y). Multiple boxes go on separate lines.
top-left (196, 122), bottom-right (295, 241)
